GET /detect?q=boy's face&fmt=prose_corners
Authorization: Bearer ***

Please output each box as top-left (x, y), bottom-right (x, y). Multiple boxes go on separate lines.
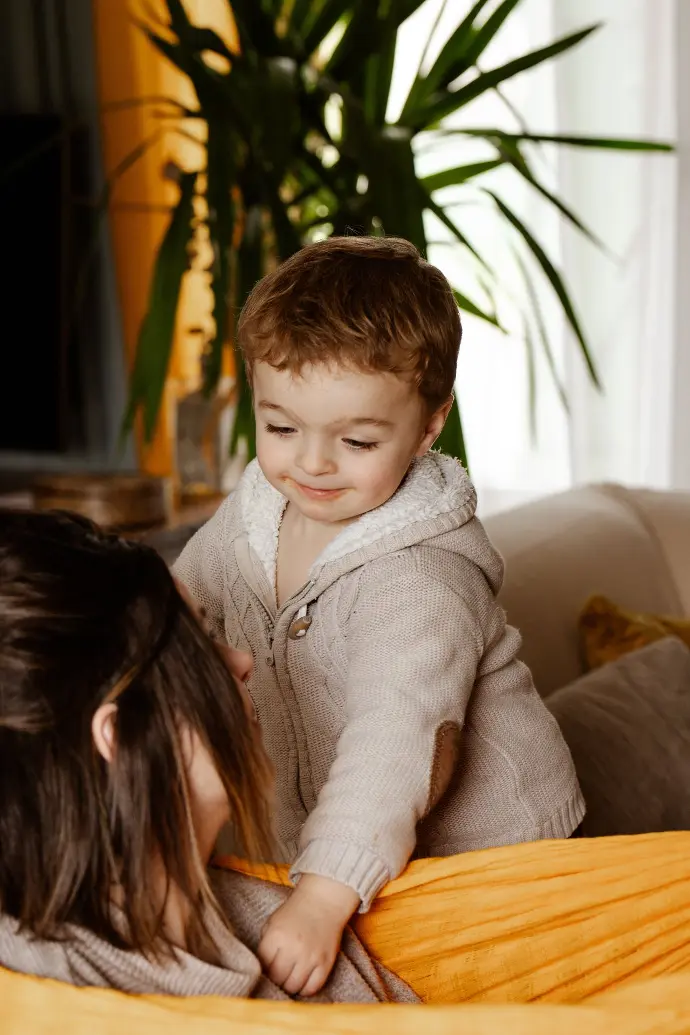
top-left (252, 361), bottom-right (449, 526)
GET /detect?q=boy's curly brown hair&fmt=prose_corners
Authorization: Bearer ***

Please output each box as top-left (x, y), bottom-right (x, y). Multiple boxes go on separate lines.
top-left (238, 236), bottom-right (462, 412)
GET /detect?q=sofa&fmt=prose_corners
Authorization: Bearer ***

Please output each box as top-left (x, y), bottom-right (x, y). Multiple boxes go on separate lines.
top-left (483, 483), bottom-right (690, 697)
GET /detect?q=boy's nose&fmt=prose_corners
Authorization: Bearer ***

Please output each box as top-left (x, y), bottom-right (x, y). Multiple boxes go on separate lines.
top-left (296, 440), bottom-right (336, 477)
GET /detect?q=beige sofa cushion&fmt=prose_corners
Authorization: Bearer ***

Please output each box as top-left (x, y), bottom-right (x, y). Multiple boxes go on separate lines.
top-left (610, 486), bottom-right (690, 616)
top-left (546, 639), bottom-right (690, 837)
top-left (484, 486), bottom-right (684, 697)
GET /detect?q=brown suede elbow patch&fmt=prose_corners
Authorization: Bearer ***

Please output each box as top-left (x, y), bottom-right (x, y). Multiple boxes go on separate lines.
top-left (426, 721), bottom-right (462, 813)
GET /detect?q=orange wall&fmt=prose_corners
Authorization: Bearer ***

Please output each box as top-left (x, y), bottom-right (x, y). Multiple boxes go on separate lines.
top-left (92, 0), bottom-right (237, 478)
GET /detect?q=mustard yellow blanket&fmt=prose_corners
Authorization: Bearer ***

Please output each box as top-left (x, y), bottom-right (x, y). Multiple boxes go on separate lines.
top-left (2, 833), bottom-right (690, 1034)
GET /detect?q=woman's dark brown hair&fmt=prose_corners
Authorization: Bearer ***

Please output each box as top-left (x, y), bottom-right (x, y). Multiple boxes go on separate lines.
top-left (0, 509), bottom-right (273, 955)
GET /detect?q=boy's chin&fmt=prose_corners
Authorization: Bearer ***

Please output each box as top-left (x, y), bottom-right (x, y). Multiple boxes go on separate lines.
top-left (296, 498), bottom-right (355, 524)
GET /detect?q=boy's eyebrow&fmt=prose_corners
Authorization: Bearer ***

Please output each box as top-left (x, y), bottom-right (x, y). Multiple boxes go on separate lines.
top-left (332, 417), bottom-right (395, 430)
top-left (258, 400), bottom-right (300, 421)
top-left (258, 400), bottom-right (394, 430)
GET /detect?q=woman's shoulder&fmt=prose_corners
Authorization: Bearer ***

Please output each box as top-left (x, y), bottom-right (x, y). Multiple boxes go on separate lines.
top-left (0, 913), bottom-right (74, 985)
top-left (0, 903), bottom-right (265, 999)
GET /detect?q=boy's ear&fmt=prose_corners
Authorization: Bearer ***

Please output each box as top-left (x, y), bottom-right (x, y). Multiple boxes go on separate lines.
top-left (92, 703), bottom-right (118, 764)
top-left (416, 396), bottom-right (454, 455)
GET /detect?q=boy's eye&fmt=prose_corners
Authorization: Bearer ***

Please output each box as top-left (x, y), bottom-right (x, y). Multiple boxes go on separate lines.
top-left (265, 423), bottom-right (296, 437)
top-left (343, 438), bottom-right (378, 451)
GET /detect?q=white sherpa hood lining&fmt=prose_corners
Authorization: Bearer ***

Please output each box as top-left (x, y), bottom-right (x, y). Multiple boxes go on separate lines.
top-left (238, 453), bottom-right (476, 596)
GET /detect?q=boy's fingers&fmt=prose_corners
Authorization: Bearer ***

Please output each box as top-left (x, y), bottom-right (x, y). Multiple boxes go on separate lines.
top-left (257, 933), bottom-right (279, 969)
top-left (300, 965), bottom-right (328, 998)
top-left (282, 961), bottom-right (311, 996)
top-left (267, 949), bottom-right (298, 990)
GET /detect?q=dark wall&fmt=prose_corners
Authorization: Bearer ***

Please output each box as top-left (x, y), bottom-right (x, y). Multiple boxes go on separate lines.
top-left (0, 0), bottom-right (134, 478)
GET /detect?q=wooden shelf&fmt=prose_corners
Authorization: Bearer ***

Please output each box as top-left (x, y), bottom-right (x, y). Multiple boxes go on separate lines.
top-left (0, 488), bottom-right (222, 566)
top-left (141, 496), bottom-right (222, 564)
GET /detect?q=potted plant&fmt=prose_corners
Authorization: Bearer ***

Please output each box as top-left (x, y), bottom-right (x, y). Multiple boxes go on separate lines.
top-left (119, 0), bottom-right (671, 484)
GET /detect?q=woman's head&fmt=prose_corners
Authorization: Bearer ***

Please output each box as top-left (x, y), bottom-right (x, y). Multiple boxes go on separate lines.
top-left (0, 509), bottom-right (272, 953)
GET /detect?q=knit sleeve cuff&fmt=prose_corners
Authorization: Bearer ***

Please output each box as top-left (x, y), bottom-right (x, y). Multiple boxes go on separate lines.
top-left (289, 838), bottom-right (390, 913)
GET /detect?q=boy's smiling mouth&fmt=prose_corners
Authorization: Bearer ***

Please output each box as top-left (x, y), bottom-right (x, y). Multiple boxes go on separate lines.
top-left (284, 478), bottom-right (347, 501)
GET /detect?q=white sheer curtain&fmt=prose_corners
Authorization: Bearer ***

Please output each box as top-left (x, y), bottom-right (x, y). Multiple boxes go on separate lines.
top-left (391, 0), bottom-right (677, 515)
top-left (553, 0), bottom-right (676, 491)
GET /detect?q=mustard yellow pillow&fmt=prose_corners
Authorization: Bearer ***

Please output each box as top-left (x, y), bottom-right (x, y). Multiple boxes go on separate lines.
top-left (579, 595), bottom-right (690, 670)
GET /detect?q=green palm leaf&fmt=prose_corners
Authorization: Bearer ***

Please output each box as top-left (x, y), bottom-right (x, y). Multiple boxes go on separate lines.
top-left (101, 95), bottom-right (196, 116)
top-left (122, 171), bottom-right (197, 442)
top-left (341, 99), bottom-right (427, 252)
top-left (488, 190), bottom-right (601, 388)
top-left (401, 0), bottom-right (492, 119)
top-left (302, 0), bottom-right (353, 57)
top-left (424, 194), bottom-right (496, 278)
top-left (220, 0), bottom-right (280, 55)
top-left (404, 25), bottom-right (600, 129)
top-left (327, 1), bottom-right (426, 84)
top-left (230, 206), bottom-right (264, 459)
top-left (522, 308), bottom-right (538, 442)
top-left (421, 157), bottom-right (504, 192)
top-left (165, 0), bottom-right (236, 60)
top-left (367, 133), bottom-right (427, 253)
top-left (513, 248), bottom-right (569, 414)
top-left (288, 0), bottom-right (316, 35)
top-left (204, 120), bottom-right (237, 396)
top-left (363, 18), bottom-right (397, 127)
top-left (435, 394), bottom-right (469, 469)
top-left (462, 0), bottom-right (523, 67)
top-left (72, 128), bottom-right (167, 331)
top-left (452, 288), bottom-right (503, 330)
top-left (491, 138), bottom-right (604, 248)
top-left (436, 127), bottom-right (673, 152)
top-left (138, 27), bottom-right (195, 83)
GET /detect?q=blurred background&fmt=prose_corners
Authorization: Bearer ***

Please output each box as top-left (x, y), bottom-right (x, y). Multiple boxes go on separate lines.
top-left (0, 0), bottom-right (681, 535)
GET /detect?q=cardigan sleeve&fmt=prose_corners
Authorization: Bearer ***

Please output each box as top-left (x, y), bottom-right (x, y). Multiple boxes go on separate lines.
top-left (172, 501), bottom-right (230, 640)
top-left (290, 551), bottom-right (485, 910)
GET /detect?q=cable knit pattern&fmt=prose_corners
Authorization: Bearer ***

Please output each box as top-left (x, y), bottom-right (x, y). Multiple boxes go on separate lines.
top-left (0, 870), bottom-right (417, 1003)
top-left (174, 454), bottom-right (584, 909)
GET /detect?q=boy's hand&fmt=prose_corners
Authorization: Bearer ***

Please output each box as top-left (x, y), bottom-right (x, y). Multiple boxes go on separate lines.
top-left (257, 874), bottom-right (360, 997)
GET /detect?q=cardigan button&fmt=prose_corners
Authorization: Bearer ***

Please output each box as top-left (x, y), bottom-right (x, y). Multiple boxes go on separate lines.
top-left (288, 615), bottom-right (312, 640)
